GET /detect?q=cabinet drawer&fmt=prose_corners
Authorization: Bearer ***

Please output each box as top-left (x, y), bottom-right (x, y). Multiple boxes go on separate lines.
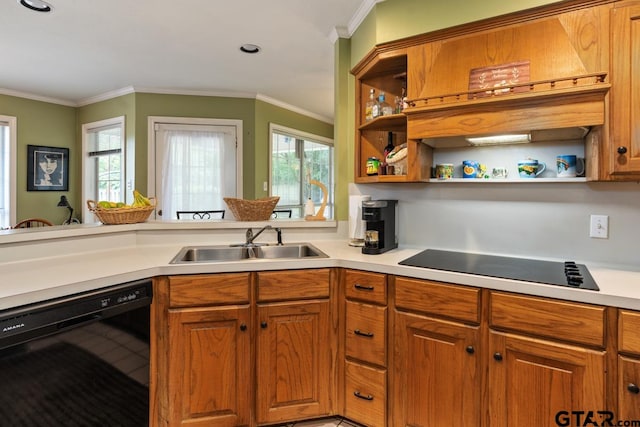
top-left (490, 291), bottom-right (605, 347)
top-left (394, 277), bottom-right (480, 324)
top-left (619, 310), bottom-right (640, 355)
top-left (168, 273), bottom-right (250, 307)
top-left (346, 301), bottom-right (387, 367)
top-left (257, 269), bottom-right (330, 302)
top-left (345, 270), bottom-right (387, 305)
top-left (345, 361), bottom-right (386, 427)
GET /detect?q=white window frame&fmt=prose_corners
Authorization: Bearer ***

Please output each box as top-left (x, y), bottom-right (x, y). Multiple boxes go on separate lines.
top-left (0, 115), bottom-right (17, 228)
top-left (147, 116), bottom-right (243, 201)
top-left (81, 116), bottom-right (127, 222)
top-left (269, 123), bottom-right (334, 218)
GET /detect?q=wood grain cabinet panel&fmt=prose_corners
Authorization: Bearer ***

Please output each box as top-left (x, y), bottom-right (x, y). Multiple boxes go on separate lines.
top-left (618, 356), bottom-right (640, 420)
top-left (395, 276), bottom-right (480, 324)
top-left (619, 310), bottom-right (640, 355)
top-left (168, 273), bottom-right (250, 307)
top-left (256, 300), bottom-right (331, 424)
top-left (609, 2), bottom-right (640, 177)
top-left (345, 300), bottom-right (387, 367)
top-left (488, 330), bottom-right (606, 427)
top-left (257, 268), bottom-right (330, 302)
top-left (344, 360), bottom-right (386, 426)
top-left (393, 310), bottom-right (481, 427)
top-left (167, 305), bottom-right (251, 427)
top-left (490, 291), bottom-right (605, 347)
top-left (345, 269), bottom-right (387, 305)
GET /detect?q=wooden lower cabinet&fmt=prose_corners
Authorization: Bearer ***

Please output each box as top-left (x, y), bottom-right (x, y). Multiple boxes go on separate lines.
top-left (488, 331), bottom-right (606, 427)
top-left (256, 299), bottom-right (331, 424)
top-left (618, 310), bottom-right (640, 421)
top-left (167, 305), bottom-right (251, 427)
top-left (619, 356), bottom-right (640, 420)
top-left (393, 310), bottom-right (481, 427)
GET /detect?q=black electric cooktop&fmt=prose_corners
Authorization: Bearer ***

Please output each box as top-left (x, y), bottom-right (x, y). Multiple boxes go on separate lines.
top-left (398, 249), bottom-right (599, 291)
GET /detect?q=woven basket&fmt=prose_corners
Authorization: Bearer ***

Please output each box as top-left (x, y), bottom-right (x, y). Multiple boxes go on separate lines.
top-left (224, 196), bottom-right (280, 221)
top-left (87, 198), bottom-right (156, 225)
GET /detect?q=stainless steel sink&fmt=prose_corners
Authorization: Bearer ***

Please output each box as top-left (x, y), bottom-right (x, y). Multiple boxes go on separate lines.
top-left (170, 243), bottom-right (328, 264)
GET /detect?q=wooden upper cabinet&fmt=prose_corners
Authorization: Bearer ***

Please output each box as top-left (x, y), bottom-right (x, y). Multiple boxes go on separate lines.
top-left (405, 5), bottom-right (611, 141)
top-left (608, 1), bottom-right (640, 178)
top-left (352, 47), bottom-right (432, 183)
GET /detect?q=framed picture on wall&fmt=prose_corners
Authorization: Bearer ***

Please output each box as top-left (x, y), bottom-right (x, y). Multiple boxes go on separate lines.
top-left (27, 145), bottom-right (69, 191)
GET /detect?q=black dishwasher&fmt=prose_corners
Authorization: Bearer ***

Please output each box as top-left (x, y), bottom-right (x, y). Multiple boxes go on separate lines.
top-left (0, 279), bottom-right (152, 426)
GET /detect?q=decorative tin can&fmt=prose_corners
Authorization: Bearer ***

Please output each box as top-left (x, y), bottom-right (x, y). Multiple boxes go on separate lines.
top-left (366, 157), bottom-right (380, 175)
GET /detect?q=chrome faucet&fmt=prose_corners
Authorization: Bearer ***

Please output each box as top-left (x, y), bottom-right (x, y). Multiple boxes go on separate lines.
top-left (244, 226), bottom-right (283, 246)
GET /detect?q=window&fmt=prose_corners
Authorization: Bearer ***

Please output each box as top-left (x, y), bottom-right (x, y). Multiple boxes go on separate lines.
top-left (270, 124), bottom-right (334, 219)
top-left (149, 117), bottom-right (242, 220)
top-left (82, 117), bottom-right (127, 222)
top-left (0, 116), bottom-right (16, 229)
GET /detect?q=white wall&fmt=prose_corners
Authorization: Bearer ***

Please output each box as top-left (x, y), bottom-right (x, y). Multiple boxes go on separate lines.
top-left (352, 182), bottom-right (640, 269)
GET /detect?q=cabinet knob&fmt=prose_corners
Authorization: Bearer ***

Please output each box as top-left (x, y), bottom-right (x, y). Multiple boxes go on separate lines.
top-left (240, 323), bottom-right (247, 331)
top-left (260, 321), bottom-right (268, 329)
top-left (465, 345), bottom-right (475, 354)
top-left (617, 146), bottom-right (628, 154)
top-left (628, 383), bottom-right (640, 394)
top-left (493, 352), bottom-right (503, 361)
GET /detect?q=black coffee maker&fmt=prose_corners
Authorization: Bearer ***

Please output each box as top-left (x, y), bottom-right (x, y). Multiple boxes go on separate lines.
top-left (362, 199), bottom-right (398, 255)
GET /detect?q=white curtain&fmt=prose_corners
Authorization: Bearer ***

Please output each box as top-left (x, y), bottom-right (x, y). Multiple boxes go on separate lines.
top-left (0, 124), bottom-right (8, 228)
top-left (160, 128), bottom-right (235, 220)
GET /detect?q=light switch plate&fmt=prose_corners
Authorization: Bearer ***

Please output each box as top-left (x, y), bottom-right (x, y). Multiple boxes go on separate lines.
top-left (589, 215), bottom-right (608, 239)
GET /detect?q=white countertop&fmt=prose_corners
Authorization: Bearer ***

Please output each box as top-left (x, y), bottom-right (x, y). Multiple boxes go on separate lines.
top-left (1, 221), bottom-right (639, 311)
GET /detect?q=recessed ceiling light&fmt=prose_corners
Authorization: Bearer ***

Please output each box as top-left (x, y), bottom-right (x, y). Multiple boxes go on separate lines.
top-left (240, 44), bottom-right (261, 54)
top-left (19, 0), bottom-right (53, 12)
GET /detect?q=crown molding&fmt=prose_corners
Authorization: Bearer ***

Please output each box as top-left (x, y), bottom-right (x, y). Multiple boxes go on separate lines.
top-left (2, 85), bottom-right (333, 124)
top-left (0, 88), bottom-right (76, 107)
top-left (255, 94), bottom-right (333, 124)
top-left (76, 86), bottom-right (136, 106)
top-left (329, 0), bottom-right (382, 43)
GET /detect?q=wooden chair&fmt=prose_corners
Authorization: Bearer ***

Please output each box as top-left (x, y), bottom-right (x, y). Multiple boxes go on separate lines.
top-left (176, 210), bottom-right (225, 220)
top-left (272, 209), bottom-right (293, 218)
top-left (13, 218), bottom-right (54, 228)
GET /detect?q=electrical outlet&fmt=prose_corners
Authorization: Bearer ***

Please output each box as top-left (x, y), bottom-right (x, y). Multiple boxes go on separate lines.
top-left (263, 181), bottom-right (268, 192)
top-left (589, 215), bottom-right (608, 239)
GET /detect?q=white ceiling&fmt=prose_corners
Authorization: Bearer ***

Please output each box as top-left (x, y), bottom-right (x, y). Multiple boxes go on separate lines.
top-left (0, 0), bottom-right (372, 122)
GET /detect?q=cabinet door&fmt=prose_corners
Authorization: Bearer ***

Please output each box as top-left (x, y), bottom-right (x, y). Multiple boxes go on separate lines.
top-left (256, 300), bottom-right (331, 424)
top-left (167, 305), bottom-right (251, 427)
top-left (610, 3), bottom-right (640, 175)
top-left (489, 331), bottom-right (606, 427)
top-left (393, 311), bottom-right (481, 427)
top-left (619, 356), bottom-right (640, 421)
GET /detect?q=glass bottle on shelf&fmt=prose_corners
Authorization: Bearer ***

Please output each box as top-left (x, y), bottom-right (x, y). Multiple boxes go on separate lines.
top-left (394, 95), bottom-right (402, 114)
top-left (365, 89), bottom-right (380, 121)
top-left (379, 92), bottom-right (393, 116)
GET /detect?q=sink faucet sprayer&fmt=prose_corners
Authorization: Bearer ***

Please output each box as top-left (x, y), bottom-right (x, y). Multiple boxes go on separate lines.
top-left (244, 226), bottom-right (283, 246)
